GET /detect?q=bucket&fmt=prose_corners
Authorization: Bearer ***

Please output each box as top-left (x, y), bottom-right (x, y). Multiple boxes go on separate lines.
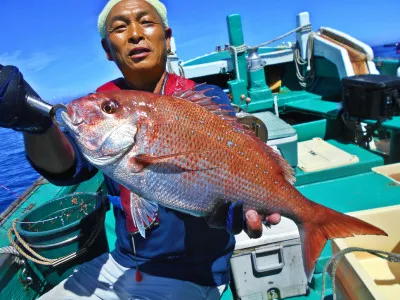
top-left (14, 192), bottom-right (110, 286)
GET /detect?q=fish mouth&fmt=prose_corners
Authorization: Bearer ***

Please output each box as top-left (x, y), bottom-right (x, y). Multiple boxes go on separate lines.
top-left (71, 119), bottom-right (84, 126)
top-left (60, 111), bottom-right (89, 145)
top-left (60, 108), bottom-right (85, 125)
top-left (61, 111), bottom-right (74, 127)
top-left (60, 111), bottom-right (82, 135)
top-left (51, 103), bottom-right (68, 126)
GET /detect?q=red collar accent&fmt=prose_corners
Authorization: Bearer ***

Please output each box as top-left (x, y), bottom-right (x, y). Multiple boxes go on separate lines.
top-left (96, 78), bottom-right (128, 92)
top-left (163, 73), bottom-right (196, 95)
top-left (96, 73), bottom-right (196, 95)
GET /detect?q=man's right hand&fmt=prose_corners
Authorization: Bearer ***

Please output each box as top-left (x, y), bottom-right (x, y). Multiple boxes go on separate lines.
top-left (0, 65), bottom-right (52, 133)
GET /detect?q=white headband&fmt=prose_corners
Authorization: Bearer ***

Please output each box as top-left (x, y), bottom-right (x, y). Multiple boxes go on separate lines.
top-left (98, 0), bottom-right (168, 38)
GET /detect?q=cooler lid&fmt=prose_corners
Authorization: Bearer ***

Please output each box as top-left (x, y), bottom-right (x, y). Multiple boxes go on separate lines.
top-left (234, 216), bottom-right (299, 250)
top-left (252, 111), bottom-right (297, 140)
top-left (342, 74), bottom-right (400, 89)
top-left (297, 138), bottom-right (359, 172)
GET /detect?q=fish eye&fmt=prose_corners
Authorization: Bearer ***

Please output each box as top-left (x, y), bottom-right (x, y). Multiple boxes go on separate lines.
top-left (101, 100), bottom-right (118, 114)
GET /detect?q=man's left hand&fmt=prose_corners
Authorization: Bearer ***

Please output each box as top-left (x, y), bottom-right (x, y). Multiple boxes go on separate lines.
top-left (244, 209), bottom-right (281, 238)
top-left (0, 65), bottom-right (52, 133)
top-left (205, 200), bottom-right (281, 238)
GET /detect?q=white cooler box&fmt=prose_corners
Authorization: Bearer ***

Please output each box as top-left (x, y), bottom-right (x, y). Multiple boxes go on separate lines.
top-left (230, 217), bottom-right (308, 300)
top-left (252, 112), bottom-right (298, 168)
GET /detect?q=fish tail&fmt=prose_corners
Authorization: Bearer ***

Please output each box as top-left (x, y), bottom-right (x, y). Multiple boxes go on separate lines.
top-left (298, 202), bottom-right (387, 281)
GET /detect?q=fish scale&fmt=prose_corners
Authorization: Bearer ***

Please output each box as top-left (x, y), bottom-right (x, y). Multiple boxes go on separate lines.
top-left (62, 88), bottom-right (387, 282)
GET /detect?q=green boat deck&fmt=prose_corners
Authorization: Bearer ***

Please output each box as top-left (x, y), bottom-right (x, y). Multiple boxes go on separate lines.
top-left (221, 141), bottom-right (400, 299)
top-left (1, 134), bottom-right (398, 299)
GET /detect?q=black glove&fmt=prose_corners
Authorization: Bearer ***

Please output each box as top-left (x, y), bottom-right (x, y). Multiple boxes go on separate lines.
top-left (0, 65), bottom-right (52, 133)
top-left (205, 200), bottom-right (244, 235)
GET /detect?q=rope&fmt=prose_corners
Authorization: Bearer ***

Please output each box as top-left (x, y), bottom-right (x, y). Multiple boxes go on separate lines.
top-left (8, 215), bottom-right (103, 266)
top-left (252, 24), bottom-right (312, 49)
top-left (321, 247), bottom-right (400, 300)
top-left (228, 44), bottom-right (247, 80)
top-left (8, 220), bottom-right (57, 265)
top-left (294, 32), bottom-right (316, 88)
top-left (0, 245), bottom-right (20, 256)
top-left (166, 58), bottom-right (174, 75)
top-left (0, 245), bottom-right (25, 265)
top-left (178, 63), bottom-right (186, 78)
top-left (227, 24), bottom-right (312, 81)
top-left (273, 95), bottom-right (279, 117)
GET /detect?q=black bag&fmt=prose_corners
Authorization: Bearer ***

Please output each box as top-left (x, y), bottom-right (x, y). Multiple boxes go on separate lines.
top-left (342, 74), bottom-right (400, 120)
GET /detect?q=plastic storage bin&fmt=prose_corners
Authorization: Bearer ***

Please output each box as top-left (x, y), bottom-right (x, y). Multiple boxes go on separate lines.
top-left (253, 111), bottom-right (298, 167)
top-left (230, 217), bottom-right (307, 300)
top-left (332, 205), bottom-right (400, 300)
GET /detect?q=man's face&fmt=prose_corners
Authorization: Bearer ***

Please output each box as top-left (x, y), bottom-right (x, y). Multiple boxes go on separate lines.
top-left (102, 0), bottom-right (171, 77)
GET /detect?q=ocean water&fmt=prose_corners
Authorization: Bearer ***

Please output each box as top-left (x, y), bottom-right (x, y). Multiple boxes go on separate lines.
top-left (0, 128), bottom-right (40, 213)
top-left (371, 44), bottom-right (400, 59)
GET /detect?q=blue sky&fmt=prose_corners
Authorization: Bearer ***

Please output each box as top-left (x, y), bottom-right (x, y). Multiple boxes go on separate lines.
top-left (1, 0), bottom-right (399, 102)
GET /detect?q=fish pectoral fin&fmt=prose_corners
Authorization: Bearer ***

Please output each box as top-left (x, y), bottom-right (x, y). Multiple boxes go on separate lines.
top-left (134, 150), bottom-right (222, 171)
top-left (134, 153), bottom-right (181, 165)
top-left (130, 192), bottom-right (158, 238)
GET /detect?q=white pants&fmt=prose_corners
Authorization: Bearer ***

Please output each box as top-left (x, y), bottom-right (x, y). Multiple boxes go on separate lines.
top-left (38, 253), bottom-right (226, 300)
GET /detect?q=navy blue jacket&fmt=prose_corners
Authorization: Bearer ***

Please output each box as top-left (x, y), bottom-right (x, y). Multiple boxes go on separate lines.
top-left (29, 83), bottom-right (236, 287)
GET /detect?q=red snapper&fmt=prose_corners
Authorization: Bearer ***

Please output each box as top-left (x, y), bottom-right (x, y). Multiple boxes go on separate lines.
top-left (61, 88), bottom-right (387, 280)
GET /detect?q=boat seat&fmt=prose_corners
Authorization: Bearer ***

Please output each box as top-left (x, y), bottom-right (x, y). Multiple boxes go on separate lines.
top-left (319, 32), bottom-right (369, 75)
top-left (313, 27), bottom-right (379, 79)
top-left (285, 98), bottom-right (341, 118)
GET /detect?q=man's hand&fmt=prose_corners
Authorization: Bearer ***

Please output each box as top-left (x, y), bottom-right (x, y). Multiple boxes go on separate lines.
top-left (0, 65), bottom-right (52, 133)
top-left (205, 200), bottom-right (281, 238)
top-left (245, 209), bottom-right (281, 238)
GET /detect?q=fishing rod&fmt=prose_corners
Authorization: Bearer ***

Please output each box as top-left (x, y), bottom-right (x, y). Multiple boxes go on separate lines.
top-left (25, 94), bottom-right (67, 123)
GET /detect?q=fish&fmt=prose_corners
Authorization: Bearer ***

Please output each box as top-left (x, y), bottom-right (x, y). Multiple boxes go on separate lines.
top-left (60, 87), bottom-right (387, 281)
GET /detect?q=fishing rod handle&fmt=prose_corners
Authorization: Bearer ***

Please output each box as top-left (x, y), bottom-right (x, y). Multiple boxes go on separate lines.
top-left (25, 94), bottom-right (67, 121)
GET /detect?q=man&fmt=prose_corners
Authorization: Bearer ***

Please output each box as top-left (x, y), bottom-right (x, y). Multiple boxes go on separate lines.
top-left (0, 1), bottom-right (280, 299)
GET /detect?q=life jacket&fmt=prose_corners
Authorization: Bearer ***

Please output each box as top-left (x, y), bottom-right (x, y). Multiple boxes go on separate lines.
top-left (96, 73), bottom-right (196, 234)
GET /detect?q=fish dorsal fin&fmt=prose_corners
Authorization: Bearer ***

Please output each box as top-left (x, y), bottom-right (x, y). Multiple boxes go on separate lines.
top-left (262, 144), bottom-right (296, 184)
top-left (174, 86), bottom-right (296, 184)
top-left (172, 85), bottom-right (234, 121)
